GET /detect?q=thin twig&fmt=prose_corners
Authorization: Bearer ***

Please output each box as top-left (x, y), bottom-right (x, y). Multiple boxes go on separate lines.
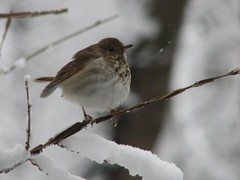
top-left (58, 143), bottom-right (79, 154)
top-left (29, 67), bottom-right (240, 155)
top-left (0, 8), bottom-right (67, 19)
top-left (0, 158), bottom-right (30, 173)
top-left (30, 159), bottom-right (48, 175)
top-left (0, 16), bottom-right (12, 56)
top-left (1, 14), bottom-right (118, 76)
top-left (24, 75), bottom-right (32, 150)
top-left (25, 14), bottom-right (118, 60)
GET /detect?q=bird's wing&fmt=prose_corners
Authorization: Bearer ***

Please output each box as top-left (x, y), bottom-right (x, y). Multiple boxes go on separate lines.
top-left (40, 47), bottom-right (101, 98)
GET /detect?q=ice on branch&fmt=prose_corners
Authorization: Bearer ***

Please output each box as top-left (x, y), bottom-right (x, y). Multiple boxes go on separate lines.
top-left (61, 134), bottom-right (183, 180)
top-left (13, 58), bottom-right (27, 69)
top-left (0, 144), bottom-right (30, 170)
top-left (31, 154), bottom-right (85, 180)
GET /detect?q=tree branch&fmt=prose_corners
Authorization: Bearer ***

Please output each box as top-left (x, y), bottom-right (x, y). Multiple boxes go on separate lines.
top-left (24, 75), bottom-right (32, 150)
top-left (25, 14), bottom-right (118, 61)
top-left (0, 15), bottom-right (12, 57)
top-left (30, 67), bottom-right (240, 155)
top-left (1, 14), bottom-right (118, 76)
top-left (0, 8), bottom-right (67, 19)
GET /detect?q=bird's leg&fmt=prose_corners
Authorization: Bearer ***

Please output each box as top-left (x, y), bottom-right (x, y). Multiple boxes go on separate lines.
top-left (81, 106), bottom-right (94, 125)
top-left (110, 109), bottom-right (120, 127)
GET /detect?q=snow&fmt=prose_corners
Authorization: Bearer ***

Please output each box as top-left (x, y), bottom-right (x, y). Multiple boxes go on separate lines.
top-left (0, 144), bottom-right (30, 170)
top-left (31, 154), bottom-right (85, 180)
top-left (155, 0), bottom-right (240, 180)
top-left (0, 58), bottom-right (27, 75)
top-left (13, 58), bottom-right (27, 69)
top-left (24, 74), bottom-right (31, 81)
top-left (61, 134), bottom-right (183, 180)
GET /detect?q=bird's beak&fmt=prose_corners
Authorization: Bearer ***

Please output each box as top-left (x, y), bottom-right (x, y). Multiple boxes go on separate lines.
top-left (123, 44), bottom-right (133, 50)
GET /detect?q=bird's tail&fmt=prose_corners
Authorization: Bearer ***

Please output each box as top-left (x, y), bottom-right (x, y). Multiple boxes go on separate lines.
top-left (34, 76), bottom-right (57, 98)
top-left (34, 76), bottom-right (54, 83)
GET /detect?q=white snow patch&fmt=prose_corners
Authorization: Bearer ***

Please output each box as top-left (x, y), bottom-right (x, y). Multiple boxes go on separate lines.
top-left (61, 134), bottom-right (183, 180)
top-left (0, 144), bottom-right (30, 170)
top-left (24, 74), bottom-right (31, 81)
top-left (31, 154), bottom-right (85, 180)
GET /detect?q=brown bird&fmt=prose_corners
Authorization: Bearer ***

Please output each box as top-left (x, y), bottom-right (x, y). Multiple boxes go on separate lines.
top-left (35, 37), bottom-right (133, 116)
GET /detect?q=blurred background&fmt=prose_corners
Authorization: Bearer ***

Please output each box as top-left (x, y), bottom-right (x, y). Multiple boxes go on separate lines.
top-left (0, 0), bottom-right (239, 180)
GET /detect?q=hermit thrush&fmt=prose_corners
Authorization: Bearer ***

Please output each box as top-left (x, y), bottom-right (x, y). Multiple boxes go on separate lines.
top-left (35, 37), bottom-right (133, 114)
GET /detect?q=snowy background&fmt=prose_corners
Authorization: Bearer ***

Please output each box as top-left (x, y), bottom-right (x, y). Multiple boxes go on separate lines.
top-left (0, 0), bottom-right (240, 179)
top-left (155, 0), bottom-right (240, 180)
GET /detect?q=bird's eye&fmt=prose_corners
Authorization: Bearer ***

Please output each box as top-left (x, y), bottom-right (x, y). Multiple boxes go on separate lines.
top-left (108, 47), bottom-right (114, 52)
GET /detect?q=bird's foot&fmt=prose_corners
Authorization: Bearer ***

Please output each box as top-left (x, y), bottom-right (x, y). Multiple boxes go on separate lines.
top-left (81, 106), bottom-right (94, 126)
top-left (110, 109), bottom-right (120, 127)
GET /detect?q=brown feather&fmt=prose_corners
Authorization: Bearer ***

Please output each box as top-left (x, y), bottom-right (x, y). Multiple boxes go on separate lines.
top-left (40, 44), bottom-right (102, 98)
top-left (34, 77), bottom-right (54, 82)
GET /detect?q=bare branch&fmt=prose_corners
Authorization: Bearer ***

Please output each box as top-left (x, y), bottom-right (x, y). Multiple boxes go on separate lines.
top-left (24, 14), bottom-right (118, 61)
top-left (0, 16), bottom-right (12, 56)
top-left (24, 75), bottom-right (32, 150)
top-left (0, 8), bottom-right (67, 19)
top-left (95, 67), bottom-right (240, 123)
top-left (30, 67), bottom-right (240, 155)
top-left (1, 14), bottom-right (118, 76)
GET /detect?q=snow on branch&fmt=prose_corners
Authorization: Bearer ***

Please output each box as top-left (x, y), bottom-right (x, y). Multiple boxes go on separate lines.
top-left (60, 134), bottom-right (183, 180)
top-left (31, 154), bottom-right (85, 180)
top-left (0, 144), bottom-right (30, 173)
top-left (0, 8), bottom-right (68, 19)
top-left (0, 58), bottom-right (27, 75)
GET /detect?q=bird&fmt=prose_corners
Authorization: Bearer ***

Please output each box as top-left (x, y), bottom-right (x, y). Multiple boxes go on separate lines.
top-left (35, 37), bottom-right (133, 121)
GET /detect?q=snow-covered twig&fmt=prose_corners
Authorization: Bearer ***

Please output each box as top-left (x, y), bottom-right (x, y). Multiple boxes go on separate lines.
top-left (30, 67), bottom-right (240, 155)
top-left (0, 8), bottom-right (67, 19)
top-left (0, 58), bottom-right (26, 75)
top-left (0, 144), bottom-right (30, 173)
top-left (1, 14), bottom-right (118, 76)
top-left (0, 15), bottom-right (11, 56)
top-left (24, 75), bottom-right (32, 150)
top-left (0, 158), bottom-right (29, 173)
top-left (60, 134), bottom-right (183, 180)
top-left (31, 154), bottom-right (85, 180)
